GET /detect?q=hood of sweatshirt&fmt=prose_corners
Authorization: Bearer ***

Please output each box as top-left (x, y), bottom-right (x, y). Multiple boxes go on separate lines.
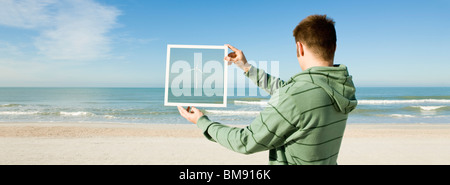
top-left (291, 64), bottom-right (357, 114)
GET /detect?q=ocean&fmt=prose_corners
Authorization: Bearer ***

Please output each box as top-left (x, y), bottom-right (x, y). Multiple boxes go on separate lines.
top-left (0, 87), bottom-right (449, 124)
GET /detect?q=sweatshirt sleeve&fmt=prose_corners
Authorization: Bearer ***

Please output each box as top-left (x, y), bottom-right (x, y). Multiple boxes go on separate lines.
top-left (196, 91), bottom-right (299, 154)
top-left (245, 65), bottom-right (288, 95)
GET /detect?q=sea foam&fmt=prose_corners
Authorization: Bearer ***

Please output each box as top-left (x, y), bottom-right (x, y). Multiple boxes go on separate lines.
top-left (388, 114), bottom-right (416, 118)
top-left (358, 99), bottom-right (450, 105)
top-left (60, 111), bottom-right (95, 116)
top-left (411, 106), bottom-right (446, 111)
top-left (0, 111), bottom-right (39, 115)
top-left (206, 110), bottom-right (260, 115)
top-left (234, 100), bottom-right (268, 106)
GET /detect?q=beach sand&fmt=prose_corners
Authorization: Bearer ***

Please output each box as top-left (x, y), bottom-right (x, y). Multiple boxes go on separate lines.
top-left (0, 122), bottom-right (449, 165)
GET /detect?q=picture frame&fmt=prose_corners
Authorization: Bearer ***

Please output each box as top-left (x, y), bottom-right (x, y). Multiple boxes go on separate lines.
top-left (164, 44), bottom-right (228, 107)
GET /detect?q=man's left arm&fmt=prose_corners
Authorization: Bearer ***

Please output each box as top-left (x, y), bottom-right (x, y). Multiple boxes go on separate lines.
top-left (194, 93), bottom-right (299, 154)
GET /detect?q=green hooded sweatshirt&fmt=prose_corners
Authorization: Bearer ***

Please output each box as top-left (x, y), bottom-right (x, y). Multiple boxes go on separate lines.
top-left (196, 64), bottom-right (357, 165)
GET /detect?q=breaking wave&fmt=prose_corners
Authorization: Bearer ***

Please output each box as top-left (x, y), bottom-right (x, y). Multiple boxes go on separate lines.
top-left (234, 100), bottom-right (268, 106)
top-left (205, 110), bottom-right (260, 116)
top-left (358, 99), bottom-right (450, 105)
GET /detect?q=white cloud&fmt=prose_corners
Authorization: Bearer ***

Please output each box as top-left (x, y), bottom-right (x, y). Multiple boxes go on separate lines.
top-left (0, 0), bottom-right (56, 29)
top-left (0, 0), bottom-right (120, 61)
top-left (0, 41), bottom-right (23, 56)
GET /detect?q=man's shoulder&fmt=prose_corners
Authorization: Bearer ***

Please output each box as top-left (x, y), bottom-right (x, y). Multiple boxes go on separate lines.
top-left (283, 81), bottom-right (323, 96)
top-left (269, 79), bottom-right (330, 104)
top-left (279, 81), bottom-right (330, 107)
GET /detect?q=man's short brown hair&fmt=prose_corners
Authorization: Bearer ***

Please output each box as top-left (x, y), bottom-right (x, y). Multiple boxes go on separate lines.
top-left (293, 14), bottom-right (336, 62)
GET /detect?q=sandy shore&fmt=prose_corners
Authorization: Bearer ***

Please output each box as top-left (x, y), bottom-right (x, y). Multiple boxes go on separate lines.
top-left (0, 122), bottom-right (449, 165)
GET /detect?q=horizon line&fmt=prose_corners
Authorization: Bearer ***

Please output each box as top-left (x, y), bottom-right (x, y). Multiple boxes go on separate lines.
top-left (0, 86), bottom-right (450, 88)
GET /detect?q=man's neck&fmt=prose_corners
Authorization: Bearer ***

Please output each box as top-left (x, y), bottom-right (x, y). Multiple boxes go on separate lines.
top-left (300, 59), bottom-right (334, 71)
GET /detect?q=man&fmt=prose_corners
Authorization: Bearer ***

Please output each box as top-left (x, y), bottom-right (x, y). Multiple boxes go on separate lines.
top-left (178, 15), bottom-right (357, 165)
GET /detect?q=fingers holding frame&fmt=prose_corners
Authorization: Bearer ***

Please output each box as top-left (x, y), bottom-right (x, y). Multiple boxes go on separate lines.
top-left (177, 106), bottom-right (189, 118)
top-left (226, 44), bottom-right (239, 53)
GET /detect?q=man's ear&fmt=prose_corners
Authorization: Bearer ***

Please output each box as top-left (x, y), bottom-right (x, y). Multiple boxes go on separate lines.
top-left (296, 42), bottom-right (304, 57)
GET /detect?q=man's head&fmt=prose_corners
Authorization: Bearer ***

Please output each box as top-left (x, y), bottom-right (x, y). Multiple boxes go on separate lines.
top-left (293, 14), bottom-right (337, 69)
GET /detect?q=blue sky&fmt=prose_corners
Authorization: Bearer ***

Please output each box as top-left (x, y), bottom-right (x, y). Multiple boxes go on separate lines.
top-left (0, 0), bottom-right (449, 87)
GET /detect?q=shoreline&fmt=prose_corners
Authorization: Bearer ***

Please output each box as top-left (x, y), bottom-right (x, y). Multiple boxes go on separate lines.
top-left (1, 122), bottom-right (449, 165)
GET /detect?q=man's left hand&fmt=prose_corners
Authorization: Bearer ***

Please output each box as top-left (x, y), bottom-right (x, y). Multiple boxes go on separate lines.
top-left (177, 106), bottom-right (204, 124)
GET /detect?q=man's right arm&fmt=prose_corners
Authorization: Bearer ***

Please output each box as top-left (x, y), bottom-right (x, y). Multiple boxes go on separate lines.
top-left (225, 44), bottom-right (286, 95)
top-left (245, 65), bottom-right (287, 95)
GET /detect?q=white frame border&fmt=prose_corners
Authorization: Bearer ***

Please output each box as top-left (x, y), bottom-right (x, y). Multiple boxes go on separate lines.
top-left (164, 44), bottom-right (228, 107)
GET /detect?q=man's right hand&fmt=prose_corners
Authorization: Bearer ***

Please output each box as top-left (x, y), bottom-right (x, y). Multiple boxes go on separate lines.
top-left (224, 44), bottom-right (252, 73)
